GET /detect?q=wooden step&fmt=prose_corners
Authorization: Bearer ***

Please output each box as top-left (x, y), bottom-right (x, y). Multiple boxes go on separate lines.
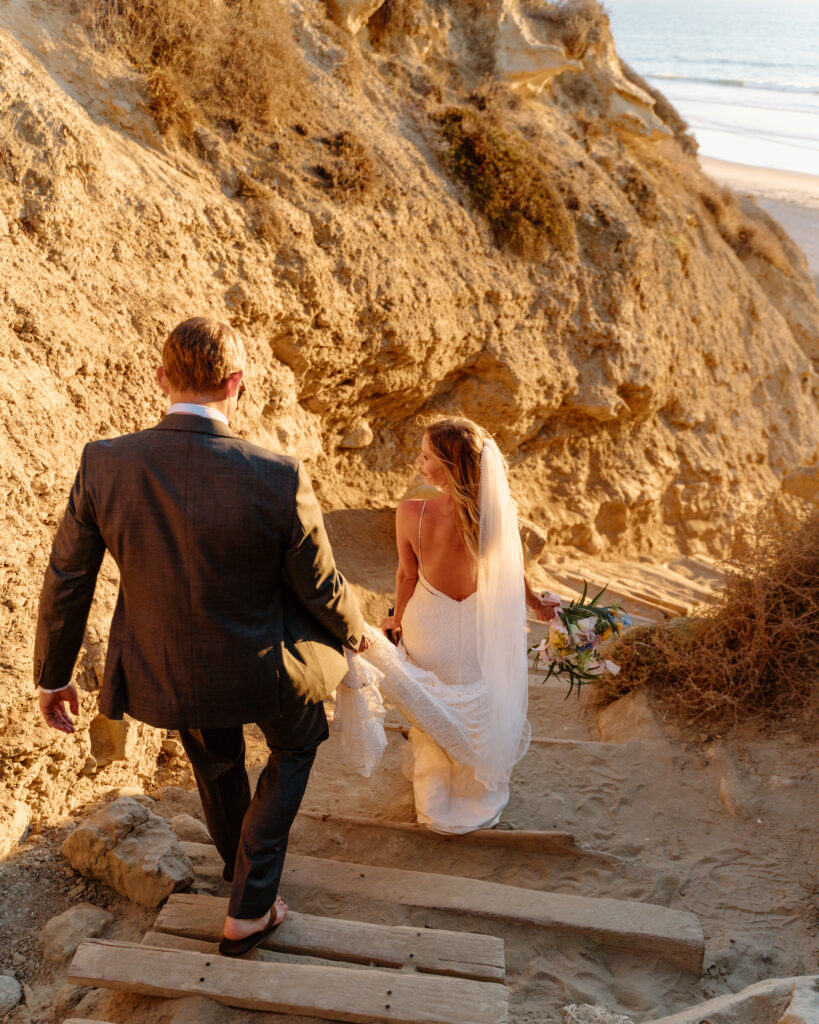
top-left (298, 809), bottom-right (577, 853)
top-left (281, 854), bottom-right (704, 974)
top-left (68, 938), bottom-right (509, 1024)
top-left (142, 929), bottom-right (370, 970)
top-left (154, 893), bottom-right (505, 983)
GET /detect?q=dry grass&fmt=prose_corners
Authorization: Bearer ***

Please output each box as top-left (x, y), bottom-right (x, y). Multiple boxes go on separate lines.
top-left (522, 0), bottom-right (609, 59)
top-left (235, 172), bottom-right (281, 243)
top-left (314, 132), bottom-right (378, 200)
top-left (433, 107), bottom-right (576, 259)
top-left (698, 183), bottom-right (792, 273)
top-left (598, 504), bottom-right (819, 728)
top-left (66, 0), bottom-right (306, 141)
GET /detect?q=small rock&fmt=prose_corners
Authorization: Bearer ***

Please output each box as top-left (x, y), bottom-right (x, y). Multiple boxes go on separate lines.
top-left (150, 786), bottom-right (203, 819)
top-left (162, 738), bottom-right (185, 758)
top-left (61, 797), bottom-right (195, 907)
top-left (170, 814), bottom-right (212, 844)
top-left (39, 902), bottom-right (114, 962)
top-left (180, 840), bottom-right (224, 894)
top-left (0, 975), bottom-right (22, 1015)
top-left (11, 953), bottom-right (24, 968)
top-left (597, 691), bottom-right (668, 743)
top-left (51, 983), bottom-right (91, 1019)
top-left (339, 421), bottom-right (374, 449)
top-left (777, 982), bottom-right (819, 1023)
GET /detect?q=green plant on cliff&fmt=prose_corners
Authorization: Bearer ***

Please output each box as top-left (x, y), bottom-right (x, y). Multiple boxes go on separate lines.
top-left (433, 107), bottom-right (576, 259)
top-left (66, 0), bottom-right (306, 140)
top-left (597, 504), bottom-right (819, 729)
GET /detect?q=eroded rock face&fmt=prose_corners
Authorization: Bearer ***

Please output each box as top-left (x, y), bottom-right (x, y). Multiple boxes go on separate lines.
top-left (61, 798), bottom-right (194, 906)
top-left (39, 902), bottom-right (114, 962)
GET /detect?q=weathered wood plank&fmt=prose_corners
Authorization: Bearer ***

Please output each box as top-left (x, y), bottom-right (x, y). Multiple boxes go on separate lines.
top-left (298, 808), bottom-right (577, 852)
top-left (154, 893), bottom-right (505, 982)
top-left (142, 929), bottom-right (371, 970)
top-left (68, 939), bottom-right (509, 1024)
top-left (281, 854), bottom-right (705, 975)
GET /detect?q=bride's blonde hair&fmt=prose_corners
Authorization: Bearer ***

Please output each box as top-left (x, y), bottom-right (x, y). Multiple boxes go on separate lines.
top-left (423, 416), bottom-right (493, 564)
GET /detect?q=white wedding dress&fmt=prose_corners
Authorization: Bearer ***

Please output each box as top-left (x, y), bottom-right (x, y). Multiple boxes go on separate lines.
top-left (334, 440), bottom-right (530, 835)
top-left (399, 505), bottom-right (508, 833)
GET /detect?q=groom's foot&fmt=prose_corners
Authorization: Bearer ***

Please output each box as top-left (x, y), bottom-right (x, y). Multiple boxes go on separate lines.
top-left (222, 895), bottom-right (288, 942)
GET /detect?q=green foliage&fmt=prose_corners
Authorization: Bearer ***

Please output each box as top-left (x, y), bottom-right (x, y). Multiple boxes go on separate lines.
top-left (433, 107), bottom-right (576, 259)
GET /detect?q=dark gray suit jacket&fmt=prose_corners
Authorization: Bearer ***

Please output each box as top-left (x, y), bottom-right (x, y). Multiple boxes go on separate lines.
top-left (33, 414), bottom-right (365, 729)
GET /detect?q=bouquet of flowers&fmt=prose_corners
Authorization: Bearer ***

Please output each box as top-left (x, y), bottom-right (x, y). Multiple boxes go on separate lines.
top-left (531, 581), bottom-right (632, 698)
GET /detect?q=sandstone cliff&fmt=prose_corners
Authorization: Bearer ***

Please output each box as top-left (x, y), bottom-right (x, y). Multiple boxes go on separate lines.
top-left (1, 0), bottom-right (818, 845)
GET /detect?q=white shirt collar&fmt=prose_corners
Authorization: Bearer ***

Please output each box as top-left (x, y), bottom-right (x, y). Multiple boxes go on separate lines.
top-left (167, 402), bottom-right (229, 427)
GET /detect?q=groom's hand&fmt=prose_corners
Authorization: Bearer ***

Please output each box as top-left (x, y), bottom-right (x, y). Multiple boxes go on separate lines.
top-left (357, 635), bottom-right (372, 653)
top-left (39, 683), bottom-right (79, 733)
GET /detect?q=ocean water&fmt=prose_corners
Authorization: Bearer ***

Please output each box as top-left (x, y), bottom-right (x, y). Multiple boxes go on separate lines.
top-left (605, 0), bottom-right (819, 175)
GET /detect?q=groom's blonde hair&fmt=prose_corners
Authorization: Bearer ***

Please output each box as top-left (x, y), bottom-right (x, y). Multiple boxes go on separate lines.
top-left (163, 317), bottom-right (245, 393)
top-left (423, 416), bottom-right (491, 564)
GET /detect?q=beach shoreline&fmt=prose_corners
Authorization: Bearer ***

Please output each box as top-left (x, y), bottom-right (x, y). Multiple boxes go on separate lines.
top-left (700, 157), bottom-right (819, 282)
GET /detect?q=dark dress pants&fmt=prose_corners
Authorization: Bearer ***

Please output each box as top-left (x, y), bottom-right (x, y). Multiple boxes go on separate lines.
top-left (179, 694), bottom-right (328, 919)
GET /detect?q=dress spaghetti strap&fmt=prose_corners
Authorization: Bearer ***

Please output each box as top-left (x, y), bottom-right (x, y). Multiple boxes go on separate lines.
top-left (418, 499), bottom-right (427, 577)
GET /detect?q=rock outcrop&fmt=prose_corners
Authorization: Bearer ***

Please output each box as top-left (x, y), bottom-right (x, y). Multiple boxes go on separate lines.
top-left (1, 0), bottom-right (818, 837)
top-left (61, 798), bottom-right (195, 906)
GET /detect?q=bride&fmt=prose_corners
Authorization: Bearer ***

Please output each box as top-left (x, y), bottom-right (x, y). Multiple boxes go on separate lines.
top-left (372, 416), bottom-right (557, 834)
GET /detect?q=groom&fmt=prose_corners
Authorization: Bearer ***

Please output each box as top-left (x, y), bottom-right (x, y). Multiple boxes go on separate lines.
top-left (34, 316), bottom-right (367, 955)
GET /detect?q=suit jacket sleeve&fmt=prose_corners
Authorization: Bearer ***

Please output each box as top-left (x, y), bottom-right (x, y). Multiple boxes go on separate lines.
top-left (283, 462), bottom-right (366, 650)
top-left (33, 444), bottom-right (105, 690)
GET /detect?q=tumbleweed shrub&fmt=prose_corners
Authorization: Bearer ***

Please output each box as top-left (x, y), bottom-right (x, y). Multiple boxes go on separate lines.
top-left (65, 0), bottom-right (306, 139)
top-left (597, 504), bottom-right (819, 728)
top-left (433, 107), bottom-right (576, 259)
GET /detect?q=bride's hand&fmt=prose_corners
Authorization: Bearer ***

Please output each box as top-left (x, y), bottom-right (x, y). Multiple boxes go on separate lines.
top-left (379, 615), bottom-right (401, 636)
top-left (531, 595), bottom-right (560, 622)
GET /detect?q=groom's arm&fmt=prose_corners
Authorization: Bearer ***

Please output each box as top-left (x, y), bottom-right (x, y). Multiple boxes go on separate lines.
top-left (34, 445), bottom-right (106, 694)
top-left (283, 462), bottom-right (366, 650)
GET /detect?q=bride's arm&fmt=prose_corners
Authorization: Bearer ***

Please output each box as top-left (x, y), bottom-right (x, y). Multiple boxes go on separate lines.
top-left (524, 574), bottom-right (559, 621)
top-left (380, 501), bottom-right (420, 635)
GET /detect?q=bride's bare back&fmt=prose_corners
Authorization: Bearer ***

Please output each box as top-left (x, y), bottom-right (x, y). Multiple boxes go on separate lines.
top-left (380, 427), bottom-right (557, 638)
top-left (399, 496), bottom-right (476, 601)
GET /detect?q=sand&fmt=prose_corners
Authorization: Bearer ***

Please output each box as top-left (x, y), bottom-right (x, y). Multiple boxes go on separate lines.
top-left (700, 157), bottom-right (819, 287)
top-left (0, 514), bottom-right (816, 1023)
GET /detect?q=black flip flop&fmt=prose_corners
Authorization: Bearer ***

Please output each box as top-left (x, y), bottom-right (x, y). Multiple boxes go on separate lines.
top-left (218, 915), bottom-right (283, 958)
